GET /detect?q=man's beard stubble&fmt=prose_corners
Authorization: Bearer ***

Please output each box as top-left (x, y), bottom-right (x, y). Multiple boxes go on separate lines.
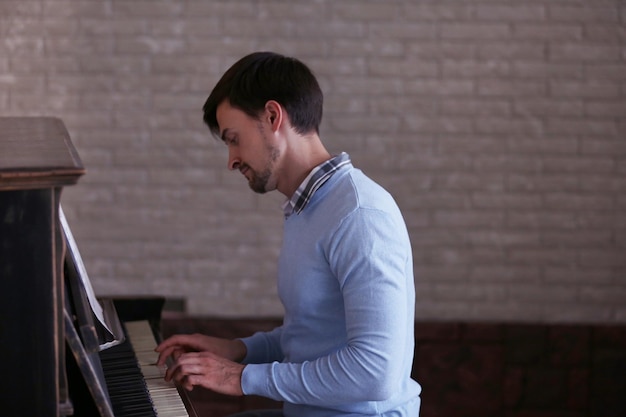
top-left (247, 126), bottom-right (280, 194)
top-left (248, 165), bottom-right (272, 194)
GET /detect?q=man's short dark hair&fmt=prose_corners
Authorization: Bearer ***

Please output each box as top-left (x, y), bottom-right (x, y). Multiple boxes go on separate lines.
top-left (202, 51), bottom-right (323, 137)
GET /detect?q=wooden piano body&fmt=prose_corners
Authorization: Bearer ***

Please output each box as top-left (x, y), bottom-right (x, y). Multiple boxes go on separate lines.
top-left (0, 117), bottom-right (197, 417)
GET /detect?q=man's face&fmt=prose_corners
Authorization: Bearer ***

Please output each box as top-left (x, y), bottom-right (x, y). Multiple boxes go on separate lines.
top-left (216, 100), bottom-right (280, 194)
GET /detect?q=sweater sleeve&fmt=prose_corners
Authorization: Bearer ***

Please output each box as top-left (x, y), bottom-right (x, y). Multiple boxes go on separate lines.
top-left (241, 208), bottom-right (414, 406)
top-left (240, 325), bottom-right (284, 365)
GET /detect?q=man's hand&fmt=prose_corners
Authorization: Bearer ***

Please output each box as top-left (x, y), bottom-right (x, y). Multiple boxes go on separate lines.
top-left (154, 334), bottom-right (248, 395)
top-left (155, 333), bottom-right (247, 365)
top-left (164, 351), bottom-right (245, 395)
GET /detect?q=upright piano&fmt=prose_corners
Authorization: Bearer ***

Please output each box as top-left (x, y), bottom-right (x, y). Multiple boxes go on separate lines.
top-left (0, 117), bottom-right (198, 417)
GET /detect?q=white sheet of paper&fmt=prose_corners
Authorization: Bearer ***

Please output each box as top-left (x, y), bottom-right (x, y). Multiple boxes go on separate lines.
top-left (59, 207), bottom-right (111, 335)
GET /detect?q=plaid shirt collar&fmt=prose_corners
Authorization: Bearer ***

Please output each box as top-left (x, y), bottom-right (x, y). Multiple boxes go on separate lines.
top-left (282, 152), bottom-right (351, 217)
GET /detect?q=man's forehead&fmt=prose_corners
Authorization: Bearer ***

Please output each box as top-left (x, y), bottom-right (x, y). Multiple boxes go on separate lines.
top-left (216, 100), bottom-right (257, 136)
top-left (215, 100), bottom-right (234, 137)
top-left (216, 100), bottom-right (243, 122)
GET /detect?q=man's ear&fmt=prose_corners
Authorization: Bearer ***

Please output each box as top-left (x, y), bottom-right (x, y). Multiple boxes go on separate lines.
top-left (265, 100), bottom-right (283, 133)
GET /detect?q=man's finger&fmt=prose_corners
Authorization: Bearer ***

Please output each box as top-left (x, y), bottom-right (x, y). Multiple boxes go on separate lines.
top-left (156, 345), bottom-right (182, 366)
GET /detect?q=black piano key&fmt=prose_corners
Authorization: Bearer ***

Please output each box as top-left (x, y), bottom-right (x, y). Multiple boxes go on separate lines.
top-left (99, 337), bottom-right (157, 417)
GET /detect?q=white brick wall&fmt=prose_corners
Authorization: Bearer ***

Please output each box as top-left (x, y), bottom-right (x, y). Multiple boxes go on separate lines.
top-left (1, 0), bottom-right (624, 322)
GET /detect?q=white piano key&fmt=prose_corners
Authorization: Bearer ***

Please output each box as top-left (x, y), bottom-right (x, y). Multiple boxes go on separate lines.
top-left (125, 320), bottom-right (190, 417)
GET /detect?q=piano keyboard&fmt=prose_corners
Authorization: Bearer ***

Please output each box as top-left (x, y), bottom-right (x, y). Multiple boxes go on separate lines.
top-left (99, 320), bottom-right (190, 417)
top-left (125, 320), bottom-right (191, 417)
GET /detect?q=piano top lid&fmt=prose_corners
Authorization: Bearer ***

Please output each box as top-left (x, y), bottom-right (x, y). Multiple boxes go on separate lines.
top-left (0, 117), bottom-right (85, 191)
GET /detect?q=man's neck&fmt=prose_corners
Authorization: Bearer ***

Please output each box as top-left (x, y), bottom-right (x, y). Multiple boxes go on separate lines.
top-left (276, 133), bottom-right (331, 198)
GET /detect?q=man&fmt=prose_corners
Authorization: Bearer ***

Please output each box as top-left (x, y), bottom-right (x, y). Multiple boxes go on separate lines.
top-left (156, 51), bottom-right (422, 417)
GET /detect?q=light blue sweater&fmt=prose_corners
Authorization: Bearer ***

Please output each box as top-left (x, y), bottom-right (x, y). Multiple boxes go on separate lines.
top-left (240, 162), bottom-right (422, 416)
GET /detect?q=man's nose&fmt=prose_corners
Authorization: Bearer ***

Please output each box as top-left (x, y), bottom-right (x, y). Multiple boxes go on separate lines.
top-left (228, 149), bottom-right (241, 171)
